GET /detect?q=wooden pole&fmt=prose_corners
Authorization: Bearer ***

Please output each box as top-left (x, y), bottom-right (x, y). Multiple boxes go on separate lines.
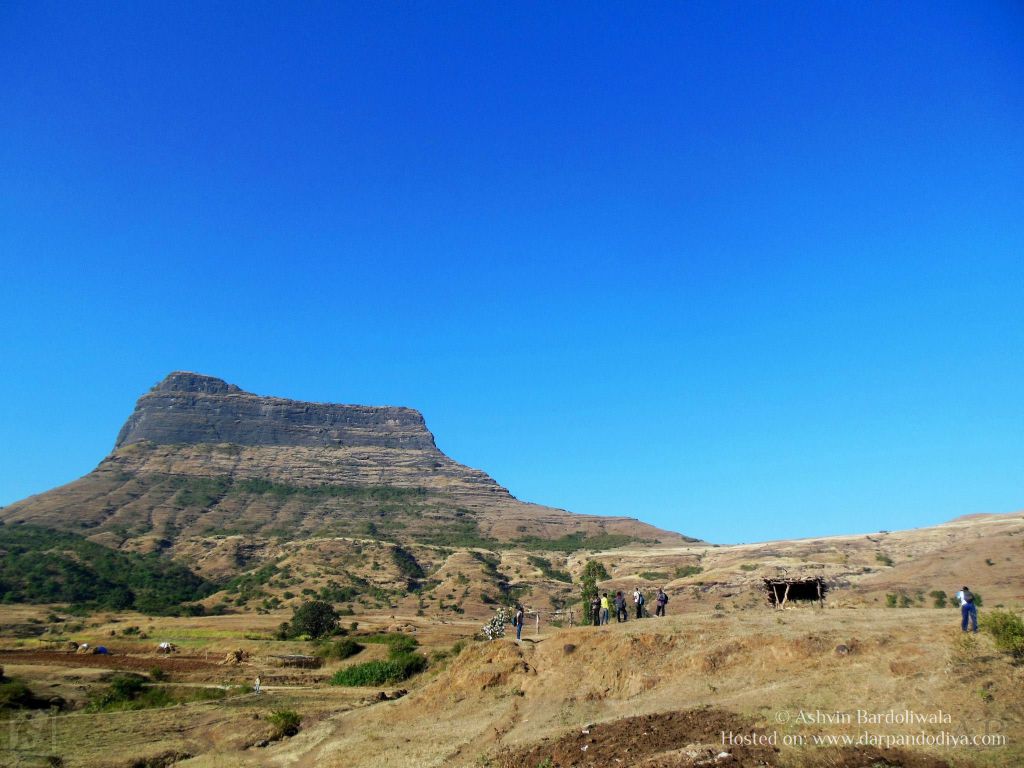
top-left (771, 583), bottom-right (780, 609)
top-left (781, 583), bottom-right (791, 610)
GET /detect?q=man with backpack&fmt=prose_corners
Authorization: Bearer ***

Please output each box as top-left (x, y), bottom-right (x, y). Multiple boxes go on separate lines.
top-left (956, 586), bottom-right (978, 633)
top-left (633, 587), bottom-right (645, 619)
top-left (513, 605), bottom-right (525, 641)
top-left (655, 588), bottom-right (669, 617)
top-left (590, 594), bottom-right (601, 627)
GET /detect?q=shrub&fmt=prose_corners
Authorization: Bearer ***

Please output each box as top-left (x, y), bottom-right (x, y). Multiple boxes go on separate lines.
top-left (885, 594), bottom-right (898, 608)
top-left (639, 571), bottom-right (670, 580)
top-left (360, 633), bottom-right (418, 654)
top-left (527, 556), bottom-right (572, 583)
top-left (482, 607), bottom-right (511, 640)
top-left (674, 565), bottom-right (703, 578)
top-left (981, 610), bottom-right (1024, 659)
top-left (317, 638), bottom-right (364, 660)
top-left (149, 667), bottom-right (168, 682)
top-left (329, 653), bottom-right (427, 686)
top-left (268, 708), bottom-right (302, 739)
top-left (0, 679), bottom-right (38, 710)
top-left (876, 553), bottom-right (894, 567)
top-left (930, 590), bottom-right (948, 608)
top-left (739, 564), bottom-right (757, 572)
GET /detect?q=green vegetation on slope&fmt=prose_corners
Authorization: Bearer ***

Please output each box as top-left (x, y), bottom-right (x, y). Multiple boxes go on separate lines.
top-left (527, 555), bottom-right (572, 583)
top-left (0, 524), bottom-right (214, 614)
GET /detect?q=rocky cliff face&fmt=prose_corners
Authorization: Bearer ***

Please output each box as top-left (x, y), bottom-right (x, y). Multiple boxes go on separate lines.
top-left (1, 372), bottom-right (685, 556)
top-left (115, 372), bottom-right (439, 452)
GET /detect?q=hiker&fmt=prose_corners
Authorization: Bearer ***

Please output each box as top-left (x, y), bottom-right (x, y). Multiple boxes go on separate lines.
top-left (600, 593), bottom-right (610, 625)
top-left (614, 591), bottom-right (627, 622)
top-left (254, 675), bottom-right (261, 694)
top-left (655, 588), bottom-right (669, 617)
top-left (956, 586), bottom-right (978, 633)
top-left (590, 594), bottom-right (601, 626)
top-left (514, 604), bottom-right (525, 641)
top-left (633, 587), bottom-right (645, 619)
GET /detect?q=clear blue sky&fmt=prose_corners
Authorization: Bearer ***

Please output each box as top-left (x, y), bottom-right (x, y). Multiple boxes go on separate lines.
top-left (2, 2), bottom-right (1022, 544)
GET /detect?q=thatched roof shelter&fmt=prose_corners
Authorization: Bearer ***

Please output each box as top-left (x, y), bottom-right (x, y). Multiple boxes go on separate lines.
top-left (762, 577), bottom-right (828, 608)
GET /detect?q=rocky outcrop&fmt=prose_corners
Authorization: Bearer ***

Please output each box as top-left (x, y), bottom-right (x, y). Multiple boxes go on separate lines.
top-left (115, 372), bottom-right (439, 451)
top-left (1, 372), bottom-right (686, 550)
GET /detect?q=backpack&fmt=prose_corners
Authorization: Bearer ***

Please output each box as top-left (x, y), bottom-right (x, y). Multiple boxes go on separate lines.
top-left (638, 594), bottom-right (645, 606)
top-left (962, 589), bottom-right (974, 604)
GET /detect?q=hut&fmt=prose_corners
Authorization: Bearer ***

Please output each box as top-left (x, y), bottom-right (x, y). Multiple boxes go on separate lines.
top-left (763, 577), bottom-right (828, 608)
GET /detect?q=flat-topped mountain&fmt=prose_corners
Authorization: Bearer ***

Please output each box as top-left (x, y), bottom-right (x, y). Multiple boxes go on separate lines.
top-left (115, 371), bottom-right (439, 452)
top-left (1, 373), bottom-right (687, 562)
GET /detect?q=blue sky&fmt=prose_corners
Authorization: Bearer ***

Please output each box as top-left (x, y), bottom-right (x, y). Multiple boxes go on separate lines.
top-left (1, 2), bottom-right (1022, 543)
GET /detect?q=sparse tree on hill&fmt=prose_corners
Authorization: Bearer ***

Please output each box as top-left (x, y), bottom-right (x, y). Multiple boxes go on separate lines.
top-left (289, 600), bottom-right (339, 639)
top-left (578, 560), bottom-right (609, 626)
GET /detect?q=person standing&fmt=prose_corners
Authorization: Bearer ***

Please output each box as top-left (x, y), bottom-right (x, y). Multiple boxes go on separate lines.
top-left (956, 586), bottom-right (978, 633)
top-left (600, 593), bottom-right (610, 625)
top-left (633, 587), bottom-right (644, 619)
top-left (590, 594), bottom-right (601, 627)
top-left (514, 604), bottom-right (525, 641)
top-left (655, 588), bottom-right (669, 617)
top-left (254, 675), bottom-right (261, 694)
top-left (614, 591), bottom-right (626, 622)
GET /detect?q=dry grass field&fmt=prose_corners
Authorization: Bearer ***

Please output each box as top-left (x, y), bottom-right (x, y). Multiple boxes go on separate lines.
top-left (1, 512), bottom-right (1022, 768)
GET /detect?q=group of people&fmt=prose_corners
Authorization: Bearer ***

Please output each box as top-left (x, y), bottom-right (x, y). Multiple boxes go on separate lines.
top-left (523, 583), bottom-right (979, 639)
top-left (590, 587), bottom-right (669, 625)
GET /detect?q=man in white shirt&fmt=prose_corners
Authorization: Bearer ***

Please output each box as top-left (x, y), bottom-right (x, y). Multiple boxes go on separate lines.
top-left (955, 586), bottom-right (978, 633)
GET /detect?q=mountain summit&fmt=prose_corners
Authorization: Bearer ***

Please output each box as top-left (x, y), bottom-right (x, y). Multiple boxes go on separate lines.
top-left (1, 373), bottom-right (685, 558)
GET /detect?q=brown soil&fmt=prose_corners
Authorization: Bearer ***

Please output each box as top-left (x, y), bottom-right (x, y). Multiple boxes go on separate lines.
top-left (494, 709), bottom-right (954, 768)
top-left (495, 709), bottom-right (778, 767)
top-left (0, 649), bottom-right (222, 674)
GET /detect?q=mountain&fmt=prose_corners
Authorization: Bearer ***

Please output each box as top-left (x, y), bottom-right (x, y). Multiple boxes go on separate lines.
top-left (0, 373), bottom-right (687, 568)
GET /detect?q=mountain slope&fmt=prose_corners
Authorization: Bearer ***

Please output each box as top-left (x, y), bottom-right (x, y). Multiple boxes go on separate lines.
top-left (0, 372), bottom-right (686, 555)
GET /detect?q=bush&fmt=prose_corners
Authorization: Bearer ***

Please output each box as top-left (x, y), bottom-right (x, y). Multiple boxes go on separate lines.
top-left (981, 610), bottom-right (1024, 659)
top-left (675, 565), bottom-right (703, 578)
top-left (481, 607), bottom-right (511, 640)
top-left (317, 638), bottom-right (364, 660)
top-left (639, 571), bottom-right (670, 580)
top-left (930, 590), bottom-right (948, 608)
top-left (0, 679), bottom-right (39, 710)
top-left (360, 633), bottom-right (418, 653)
top-left (527, 556), bottom-right (572, 583)
top-left (268, 708), bottom-right (302, 739)
top-left (329, 653), bottom-right (427, 686)
top-left (876, 553), bottom-right (894, 567)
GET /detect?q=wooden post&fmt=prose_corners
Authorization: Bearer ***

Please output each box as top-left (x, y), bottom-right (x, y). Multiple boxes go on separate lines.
top-left (817, 580), bottom-right (823, 607)
top-left (771, 583), bottom-right (780, 609)
top-left (780, 583), bottom-right (791, 610)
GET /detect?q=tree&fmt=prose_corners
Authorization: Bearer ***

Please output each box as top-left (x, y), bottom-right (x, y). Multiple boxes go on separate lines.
top-left (578, 560), bottom-right (609, 626)
top-left (290, 600), bottom-right (339, 639)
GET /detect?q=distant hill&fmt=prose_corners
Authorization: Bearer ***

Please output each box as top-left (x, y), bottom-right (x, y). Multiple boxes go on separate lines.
top-left (0, 524), bottom-right (213, 614)
top-left (1, 372), bottom-right (689, 564)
